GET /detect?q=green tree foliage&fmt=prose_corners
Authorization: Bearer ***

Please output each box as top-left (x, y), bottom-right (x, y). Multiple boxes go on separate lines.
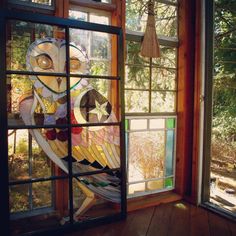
top-left (213, 0), bottom-right (236, 141)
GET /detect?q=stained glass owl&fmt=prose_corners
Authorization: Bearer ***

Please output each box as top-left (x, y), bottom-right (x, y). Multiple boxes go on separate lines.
top-left (19, 37), bottom-right (121, 221)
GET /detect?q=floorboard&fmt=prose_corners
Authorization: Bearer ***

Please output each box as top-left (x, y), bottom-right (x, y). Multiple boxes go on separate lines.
top-left (63, 201), bottom-right (236, 236)
top-left (190, 204), bottom-right (210, 236)
top-left (146, 203), bottom-right (173, 236)
top-left (208, 211), bottom-right (231, 236)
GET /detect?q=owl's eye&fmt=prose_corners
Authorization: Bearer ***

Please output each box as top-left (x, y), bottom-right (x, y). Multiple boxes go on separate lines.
top-left (70, 58), bottom-right (81, 72)
top-left (36, 54), bottom-right (53, 70)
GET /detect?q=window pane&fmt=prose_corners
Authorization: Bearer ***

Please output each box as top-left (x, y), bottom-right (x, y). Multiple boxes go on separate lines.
top-left (128, 130), bottom-right (165, 182)
top-left (9, 184), bottom-right (30, 213)
top-left (70, 29), bottom-right (113, 76)
top-left (32, 181), bottom-right (52, 208)
top-left (8, 130), bottom-right (56, 182)
top-left (69, 10), bottom-right (88, 21)
top-left (152, 46), bottom-right (177, 68)
top-left (165, 177), bottom-right (174, 188)
top-left (152, 68), bottom-right (176, 90)
top-left (125, 65), bottom-right (150, 89)
top-left (7, 20), bottom-right (65, 72)
top-left (149, 118), bottom-right (165, 129)
top-left (147, 179), bottom-right (164, 191)
top-left (156, 3), bottom-right (178, 37)
top-left (130, 119), bottom-right (147, 130)
top-left (166, 118), bottom-right (175, 129)
top-left (10, 179), bottom-right (69, 235)
top-left (72, 125), bottom-right (120, 174)
top-left (125, 90), bottom-right (149, 113)
top-left (165, 130), bottom-right (175, 176)
top-left (128, 183), bottom-right (145, 195)
top-left (126, 1), bottom-right (178, 37)
top-left (8, 130), bottom-right (29, 182)
top-left (151, 91), bottom-right (176, 113)
top-left (71, 79), bottom-right (119, 124)
top-left (72, 172), bottom-right (121, 222)
top-left (7, 75), bottom-right (68, 127)
top-left (126, 41), bottom-right (149, 65)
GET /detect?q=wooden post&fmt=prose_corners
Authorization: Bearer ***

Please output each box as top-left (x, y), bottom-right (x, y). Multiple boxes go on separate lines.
top-left (175, 0), bottom-right (196, 199)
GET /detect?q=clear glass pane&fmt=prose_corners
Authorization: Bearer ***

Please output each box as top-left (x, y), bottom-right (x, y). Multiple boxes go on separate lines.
top-left (7, 20), bottom-right (65, 72)
top-left (70, 29), bottom-right (113, 76)
top-left (10, 179), bottom-right (69, 236)
top-left (69, 10), bottom-right (88, 21)
top-left (125, 90), bottom-right (149, 113)
top-left (8, 130), bottom-right (55, 181)
top-left (126, 41), bottom-right (149, 65)
top-left (90, 13), bottom-right (110, 25)
top-left (8, 129), bottom-right (68, 181)
top-left (31, 0), bottom-right (53, 5)
top-left (130, 119), bottom-right (147, 130)
top-left (9, 184), bottom-right (30, 213)
top-left (156, 3), bottom-right (178, 37)
top-left (72, 126), bottom-right (120, 174)
top-left (151, 91), bottom-right (175, 113)
top-left (152, 68), bottom-right (176, 90)
top-left (165, 130), bottom-right (175, 176)
top-left (73, 172), bottom-right (121, 222)
top-left (128, 131), bottom-right (165, 182)
top-left (125, 65), bottom-right (150, 89)
top-left (32, 181), bottom-right (52, 208)
top-left (7, 75), bottom-right (68, 127)
top-left (126, 1), bottom-right (178, 37)
top-left (8, 130), bottom-right (29, 181)
top-left (69, 9), bottom-right (110, 25)
top-left (152, 46), bottom-right (177, 68)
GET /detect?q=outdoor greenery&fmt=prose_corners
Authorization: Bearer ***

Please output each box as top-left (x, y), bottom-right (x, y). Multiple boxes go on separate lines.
top-left (213, 0), bottom-right (236, 142)
top-left (210, 0), bottom-right (236, 207)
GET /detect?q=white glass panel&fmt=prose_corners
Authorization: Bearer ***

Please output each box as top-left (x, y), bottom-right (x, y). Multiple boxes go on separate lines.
top-left (130, 119), bottom-right (147, 130)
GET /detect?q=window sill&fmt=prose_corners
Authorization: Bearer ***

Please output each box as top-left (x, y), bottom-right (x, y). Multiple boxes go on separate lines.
top-left (127, 191), bottom-right (182, 212)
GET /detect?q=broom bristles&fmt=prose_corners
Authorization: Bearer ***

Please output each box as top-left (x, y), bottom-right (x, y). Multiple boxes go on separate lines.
top-left (141, 1), bottom-right (161, 58)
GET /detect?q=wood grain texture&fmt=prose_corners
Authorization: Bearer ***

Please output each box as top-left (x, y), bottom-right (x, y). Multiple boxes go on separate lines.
top-left (190, 204), bottom-right (210, 236)
top-left (208, 212), bottom-right (231, 236)
top-left (176, 0), bottom-right (196, 199)
top-left (63, 201), bottom-right (236, 236)
top-left (146, 203), bottom-right (173, 236)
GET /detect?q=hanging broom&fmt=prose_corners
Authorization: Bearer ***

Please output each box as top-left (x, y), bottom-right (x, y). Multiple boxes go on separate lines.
top-left (141, 0), bottom-right (161, 58)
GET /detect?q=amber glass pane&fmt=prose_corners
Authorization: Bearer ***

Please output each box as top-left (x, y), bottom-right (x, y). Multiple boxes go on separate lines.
top-left (72, 125), bottom-right (120, 174)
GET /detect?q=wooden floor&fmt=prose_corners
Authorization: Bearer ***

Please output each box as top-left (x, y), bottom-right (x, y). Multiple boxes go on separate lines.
top-left (64, 201), bottom-right (236, 236)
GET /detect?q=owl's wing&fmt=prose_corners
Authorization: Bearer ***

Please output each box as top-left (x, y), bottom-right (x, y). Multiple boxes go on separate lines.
top-left (70, 87), bottom-right (121, 203)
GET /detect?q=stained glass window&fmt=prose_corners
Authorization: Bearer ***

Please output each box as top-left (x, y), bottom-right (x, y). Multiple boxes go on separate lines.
top-left (126, 117), bottom-right (176, 196)
top-left (4, 12), bottom-right (124, 235)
